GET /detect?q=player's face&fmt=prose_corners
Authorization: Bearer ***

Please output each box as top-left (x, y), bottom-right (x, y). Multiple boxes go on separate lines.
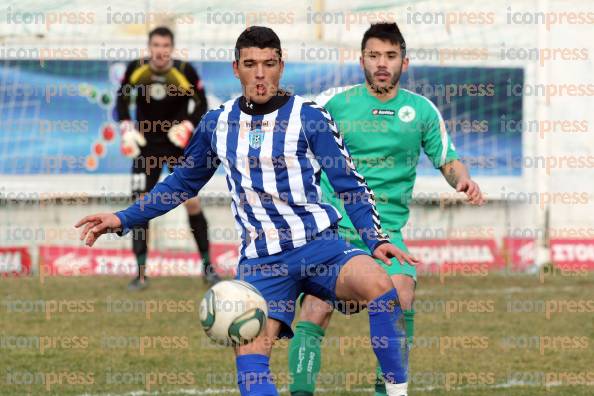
top-left (361, 38), bottom-right (409, 94)
top-left (149, 35), bottom-right (173, 69)
top-left (233, 47), bottom-right (284, 104)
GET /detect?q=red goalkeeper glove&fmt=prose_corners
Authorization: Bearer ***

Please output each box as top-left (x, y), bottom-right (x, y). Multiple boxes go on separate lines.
top-left (167, 120), bottom-right (194, 148)
top-left (119, 121), bottom-right (146, 158)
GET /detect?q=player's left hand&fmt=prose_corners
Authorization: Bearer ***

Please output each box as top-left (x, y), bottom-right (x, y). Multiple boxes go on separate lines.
top-left (456, 178), bottom-right (484, 205)
top-left (373, 242), bottom-right (420, 266)
top-left (167, 120), bottom-right (194, 148)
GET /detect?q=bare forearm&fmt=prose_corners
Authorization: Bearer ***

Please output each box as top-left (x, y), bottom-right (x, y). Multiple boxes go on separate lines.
top-left (440, 160), bottom-right (469, 189)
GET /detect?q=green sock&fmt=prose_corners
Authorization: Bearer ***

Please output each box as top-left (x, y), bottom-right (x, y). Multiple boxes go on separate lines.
top-left (374, 309), bottom-right (415, 396)
top-left (201, 252), bottom-right (212, 274)
top-left (375, 364), bottom-right (386, 396)
top-left (288, 321), bottom-right (325, 396)
top-left (137, 253), bottom-right (147, 268)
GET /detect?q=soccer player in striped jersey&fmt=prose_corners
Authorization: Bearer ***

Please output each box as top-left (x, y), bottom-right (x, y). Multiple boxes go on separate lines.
top-left (115, 26), bottom-right (216, 289)
top-left (288, 23), bottom-right (485, 396)
top-left (76, 26), bottom-right (411, 396)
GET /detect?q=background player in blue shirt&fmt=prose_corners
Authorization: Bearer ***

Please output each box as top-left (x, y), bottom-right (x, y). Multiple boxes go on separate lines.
top-left (77, 26), bottom-right (411, 396)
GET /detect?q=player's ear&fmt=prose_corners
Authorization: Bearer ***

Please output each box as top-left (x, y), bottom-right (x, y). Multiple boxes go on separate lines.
top-left (359, 54), bottom-right (364, 70)
top-left (232, 60), bottom-right (240, 79)
top-left (401, 56), bottom-right (409, 73)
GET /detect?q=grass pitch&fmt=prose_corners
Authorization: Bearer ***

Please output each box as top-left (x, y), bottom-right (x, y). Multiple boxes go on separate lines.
top-left (1, 271), bottom-right (593, 395)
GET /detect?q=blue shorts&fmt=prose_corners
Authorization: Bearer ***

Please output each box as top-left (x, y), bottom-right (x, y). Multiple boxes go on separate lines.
top-left (235, 227), bottom-right (368, 338)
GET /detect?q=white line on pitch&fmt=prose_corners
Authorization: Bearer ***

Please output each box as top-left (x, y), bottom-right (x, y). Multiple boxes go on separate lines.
top-left (77, 380), bottom-right (569, 396)
top-left (415, 285), bottom-right (577, 296)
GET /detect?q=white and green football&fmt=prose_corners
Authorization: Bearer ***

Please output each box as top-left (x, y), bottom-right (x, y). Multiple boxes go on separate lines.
top-left (199, 280), bottom-right (268, 346)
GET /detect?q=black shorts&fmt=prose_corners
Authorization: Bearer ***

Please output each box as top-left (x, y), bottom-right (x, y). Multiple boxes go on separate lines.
top-left (131, 144), bottom-right (185, 197)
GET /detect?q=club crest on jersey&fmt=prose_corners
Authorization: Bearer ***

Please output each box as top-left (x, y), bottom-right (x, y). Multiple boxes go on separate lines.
top-left (149, 83), bottom-right (167, 100)
top-left (248, 128), bottom-right (264, 149)
top-left (398, 106), bottom-right (416, 122)
top-left (371, 109), bottom-right (395, 116)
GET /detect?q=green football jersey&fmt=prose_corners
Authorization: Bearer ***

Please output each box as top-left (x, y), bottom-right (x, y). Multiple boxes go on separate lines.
top-left (320, 84), bottom-right (458, 235)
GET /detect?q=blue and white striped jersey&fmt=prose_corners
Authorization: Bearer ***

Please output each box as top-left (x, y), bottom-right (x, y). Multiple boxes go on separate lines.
top-left (115, 93), bottom-right (389, 259)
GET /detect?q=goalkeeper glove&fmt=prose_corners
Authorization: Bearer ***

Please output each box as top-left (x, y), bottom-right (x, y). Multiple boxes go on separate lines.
top-left (167, 120), bottom-right (194, 148)
top-left (120, 121), bottom-right (146, 158)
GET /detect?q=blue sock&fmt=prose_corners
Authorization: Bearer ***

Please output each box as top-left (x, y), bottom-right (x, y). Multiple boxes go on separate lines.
top-left (236, 354), bottom-right (278, 396)
top-left (368, 288), bottom-right (408, 384)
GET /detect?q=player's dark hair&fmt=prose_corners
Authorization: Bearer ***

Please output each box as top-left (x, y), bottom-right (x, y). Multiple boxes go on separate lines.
top-left (361, 23), bottom-right (406, 56)
top-left (149, 26), bottom-right (174, 45)
top-left (234, 26), bottom-right (282, 61)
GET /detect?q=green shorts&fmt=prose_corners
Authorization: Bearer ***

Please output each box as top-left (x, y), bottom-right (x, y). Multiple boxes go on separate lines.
top-left (339, 226), bottom-right (417, 281)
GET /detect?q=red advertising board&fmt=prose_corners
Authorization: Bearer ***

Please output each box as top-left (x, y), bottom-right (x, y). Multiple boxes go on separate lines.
top-left (39, 244), bottom-right (240, 278)
top-left (0, 247), bottom-right (31, 276)
top-left (407, 239), bottom-right (504, 274)
top-left (503, 237), bottom-right (536, 271)
top-left (550, 239), bottom-right (594, 270)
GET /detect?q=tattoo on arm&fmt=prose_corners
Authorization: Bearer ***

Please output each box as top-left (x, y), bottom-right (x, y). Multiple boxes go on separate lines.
top-left (445, 165), bottom-right (458, 188)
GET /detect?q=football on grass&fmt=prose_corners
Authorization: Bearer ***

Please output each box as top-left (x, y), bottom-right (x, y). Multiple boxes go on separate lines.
top-left (199, 280), bottom-right (268, 346)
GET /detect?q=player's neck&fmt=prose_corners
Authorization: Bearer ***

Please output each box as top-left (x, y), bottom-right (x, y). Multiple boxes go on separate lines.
top-left (240, 90), bottom-right (291, 115)
top-left (149, 60), bottom-right (173, 73)
top-left (365, 82), bottom-right (400, 102)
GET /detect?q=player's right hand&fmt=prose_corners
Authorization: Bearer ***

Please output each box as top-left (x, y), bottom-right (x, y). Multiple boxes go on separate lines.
top-left (75, 213), bottom-right (122, 247)
top-left (120, 121), bottom-right (146, 158)
top-left (373, 243), bottom-right (420, 266)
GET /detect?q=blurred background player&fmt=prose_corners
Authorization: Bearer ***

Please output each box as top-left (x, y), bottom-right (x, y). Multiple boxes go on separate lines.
top-left (288, 23), bottom-right (485, 396)
top-left (116, 26), bottom-right (219, 289)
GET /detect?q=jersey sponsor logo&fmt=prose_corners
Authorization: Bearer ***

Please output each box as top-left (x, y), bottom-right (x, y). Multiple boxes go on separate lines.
top-left (248, 128), bottom-right (264, 149)
top-left (372, 109), bottom-right (395, 116)
top-left (398, 105), bottom-right (416, 122)
top-left (240, 120), bottom-right (271, 129)
top-left (149, 83), bottom-right (167, 100)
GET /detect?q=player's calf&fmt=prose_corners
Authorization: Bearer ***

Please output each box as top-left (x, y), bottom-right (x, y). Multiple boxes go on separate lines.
top-left (184, 198), bottom-right (217, 284)
top-left (336, 256), bottom-right (409, 396)
top-left (289, 296), bottom-right (333, 396)
top-left (391, 274), bottom-right (416, 348)
top-left (235, 318), bottom-right (282, 396)
top-left (299, 295), bottom-right (334, 328)
top-left (375, 274), bottom-right (416, 395)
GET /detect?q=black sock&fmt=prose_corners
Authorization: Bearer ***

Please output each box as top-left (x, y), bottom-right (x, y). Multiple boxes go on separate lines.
top-left (132, 226), bottom-right (148, 275)
top-left (188, 212), bottom-right (212, 274)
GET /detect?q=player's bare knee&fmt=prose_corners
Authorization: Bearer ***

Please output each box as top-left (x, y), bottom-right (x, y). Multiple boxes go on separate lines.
top-left (183, 197), bottom-right (202, 214)
top-left (364, 273), bottom-right (393, 303)
top-left (299, 296), bottom-right (333, 329)
top-left (234, 319), bottom-right (280, 357)
top-left (391, 275), bottom-right (415, 310)
top-left (398, 290), bottom-right (414, 311)
top-left (235, 335), bottom-right (274, 357)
